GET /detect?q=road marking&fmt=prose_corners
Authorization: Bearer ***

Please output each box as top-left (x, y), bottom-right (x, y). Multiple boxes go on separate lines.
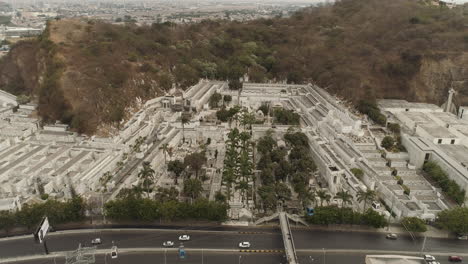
top-left (239, 249), bottom-right (284, 253)
top-left (3, 248), bottom-right (468, 263)
top-left (0, 228), bottom-right (277, 242)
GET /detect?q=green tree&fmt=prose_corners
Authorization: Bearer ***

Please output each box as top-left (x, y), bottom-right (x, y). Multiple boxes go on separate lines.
top-left (275, 182), bottom-right (292, 202)
top-left (357, 189), bottom-right (377, 212)
top-left (138, 161), bottom-right (156, 198)
top-left (223, 95), bottom-right (232, 106)
top-left (437, 207), bottom-right (468, 235)
top-left (401, 217), bottom-right (427, 233)
top-left (316, 190), bottom-right (330, 207)
top-left (335, 190), bottom-right (353, 208)
top-left (388, 123), bottom-right (401, 134)
top-left (159, 143), bottom-right (169, 164)
top-left (155, 187), bottom-right (179, 202)
top-left (209, 92), bottom-right (223, 108)
top-left (184, 152), bottom-right (207, 179)
top-left (258, 185), bottom-right (277, 211)
top-left (361, 209), bottom-right (388, 228)
top-left (183, 178), bottom-right (203, 200)
top-left (381, 136), bottom-right (395, 150)
top-left (240, 110), bottom-right (256, 130)
top-left (167, 159), bottom-right (186, 184)
top-left (257, 130), bottom-right (276, 155)
top-left (215, 191), bottom-right (227, 203)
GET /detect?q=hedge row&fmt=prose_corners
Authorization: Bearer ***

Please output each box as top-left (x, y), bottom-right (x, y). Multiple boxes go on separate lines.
top-left (305, 206), bottom-right (388, 228)
top-left (104, 197), bottom-right (228, 222)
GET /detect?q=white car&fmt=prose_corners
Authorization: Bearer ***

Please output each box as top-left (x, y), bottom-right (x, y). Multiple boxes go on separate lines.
top-left (238, 242), bottom-right (251, 248)
top-left (179, 235), bottom-right (190, 241)
top-left (424, 255), bottom-right (436, 261)
top-left (457, 235), bottom-right (467, 240)
top-left (91, 238), bottom-right (101, 245)
top-left (111, 246), bottom-right (118, 259)
top-left (163, 241), bottom-right (174, 247)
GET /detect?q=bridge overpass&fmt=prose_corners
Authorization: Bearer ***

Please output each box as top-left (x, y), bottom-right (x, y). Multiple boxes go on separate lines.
top-left (279, 212), bottom-right (299, 264)
top-left (256, 212), bottom-right (304, 264)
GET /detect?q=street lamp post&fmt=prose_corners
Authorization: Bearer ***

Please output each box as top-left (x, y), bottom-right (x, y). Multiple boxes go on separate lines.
top-left (309, 256), bottom-right (314, 263)
top-left (239, 255), bottom-right (242, 264)
top-left (323, 248), bottom-right (326, 264)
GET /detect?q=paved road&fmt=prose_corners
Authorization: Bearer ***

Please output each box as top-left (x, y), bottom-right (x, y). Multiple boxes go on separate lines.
top-left (1, 228), bottom-right (466, 262)
top-left (3, 252), bottom-right (285, 264)
top-left (5, 251), bottom-right (460, 264)
top-left (292, 229), bottom-right (468, 253)
top-left (0, 229), bottom-right (282, 259)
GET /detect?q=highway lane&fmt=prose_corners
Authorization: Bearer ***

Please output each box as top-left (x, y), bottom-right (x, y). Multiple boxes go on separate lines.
top-left (1, 227), bottom-right (466, 261)
top-left (3, 252), bottom-right (285, 264)
top-left (292, 229), bottom-right (468, 253)
top-left (0, 229), bottom-right (283, 259)
top-left (298, 252), bottom-right (458, 264)
top-left (5, 251), bottom-right (460, 264)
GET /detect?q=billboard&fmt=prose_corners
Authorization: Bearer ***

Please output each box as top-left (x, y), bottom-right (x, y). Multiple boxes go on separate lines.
top-left (34, 217), bottom-right (49, 243)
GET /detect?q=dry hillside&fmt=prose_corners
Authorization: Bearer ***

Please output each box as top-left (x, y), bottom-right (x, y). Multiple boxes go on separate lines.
top-left (1, 0), bottom-right (468, 134)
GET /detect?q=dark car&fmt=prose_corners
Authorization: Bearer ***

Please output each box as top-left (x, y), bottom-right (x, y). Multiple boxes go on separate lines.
top-left (449, 256), bottom-right (462, 262)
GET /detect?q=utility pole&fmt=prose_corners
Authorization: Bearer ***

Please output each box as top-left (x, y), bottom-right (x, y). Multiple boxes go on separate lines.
top-left (420, 234), bottom-right (427, 255)
top-left (202, 248), bottom-right (204, 264)
top-left (386, 196), bottom-right (395, 231)
top-left (164, 249), bottom-right (167, 264)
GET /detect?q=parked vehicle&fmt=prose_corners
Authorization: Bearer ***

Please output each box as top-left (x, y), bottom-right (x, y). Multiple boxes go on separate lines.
top-left (163, 241), bottom-right (174, 247)
top-left (449, 256), bottom-right (462, 262)
top-left (238, 242), bottom-right (251, 248)
top-left (179, 235), bottom-right (190, 241)
top-left (457, 235), bottom-right (467, 240)
top-left (385, 233), bottom-right (397, 240)
top-left (91, 238), bottom-right (101, 245)
top-left (424, 255), bottom-right (436, 261)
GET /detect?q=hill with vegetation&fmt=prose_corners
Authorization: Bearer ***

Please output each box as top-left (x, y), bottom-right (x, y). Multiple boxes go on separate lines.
top-left (1, 0), bottom-right (468, 134)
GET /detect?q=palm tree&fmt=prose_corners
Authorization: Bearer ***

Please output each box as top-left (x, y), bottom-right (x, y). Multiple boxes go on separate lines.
top-left (181, 114), bottom-right (190, 143)
top-left (138, 161), bottom-right (156, 198)
top-left (159, 143), bottom-right (169, 164)
top-left (357, 189), bottom-right (376, 212)
top-left (183, 178), bottom-right (203, 201)
top-left (335, 190), bottom-right (353, 208)
top-left (316, 190), bottom-right (329, 207)
top-left (236, 180), bottom-right (249, 203)
top-left (325, 193), bottom-right (332, 205)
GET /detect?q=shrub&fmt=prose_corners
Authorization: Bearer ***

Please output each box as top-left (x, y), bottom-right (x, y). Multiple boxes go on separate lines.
top-left (351, 168), bottom-right (364, 179)
top-left (388, 123), bottom-right (401, 134)
top-left (423, 162), bottom-right (466, 205)
top-left (402, 185), bottom-right (411, 195)
top-left (381, 136), bottom-right (395, 150)
top-left (357, 100), bottom-right (387, 126)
